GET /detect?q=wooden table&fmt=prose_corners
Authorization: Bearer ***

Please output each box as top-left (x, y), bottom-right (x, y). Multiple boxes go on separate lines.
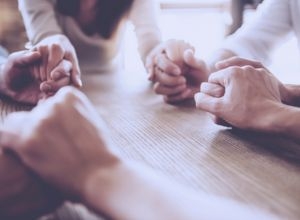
top-left (2, 69), bottom-right (300, 219)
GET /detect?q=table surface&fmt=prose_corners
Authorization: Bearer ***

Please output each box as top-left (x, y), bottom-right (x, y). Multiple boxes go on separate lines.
top-left (1, 69), bottom-right (300, 220)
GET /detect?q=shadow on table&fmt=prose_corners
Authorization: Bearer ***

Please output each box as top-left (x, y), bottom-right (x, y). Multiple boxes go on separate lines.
top-left (214, 128), bottom-right (300, 166)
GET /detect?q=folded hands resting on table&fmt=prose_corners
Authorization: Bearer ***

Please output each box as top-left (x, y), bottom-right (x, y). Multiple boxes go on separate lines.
top-left (0, 34), bottom-right (82, 105)
top-left (0, 87), bottom-right (276, 220)
top-left (146, 41), bottom-right (300, 137)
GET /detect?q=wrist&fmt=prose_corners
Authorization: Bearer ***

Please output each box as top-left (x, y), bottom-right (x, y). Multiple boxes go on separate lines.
top-left (281, 84), bottom-right (300, 106)
top-left (266, 103), bottom-right (300, 137)
top-left (79, 157), bottom-right (125, 206)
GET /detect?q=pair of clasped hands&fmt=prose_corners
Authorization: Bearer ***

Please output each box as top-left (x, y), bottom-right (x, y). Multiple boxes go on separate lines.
top-left (5, 35), bottom-right (82, 105)
top-left (146, 39), bottom-right (228, 125)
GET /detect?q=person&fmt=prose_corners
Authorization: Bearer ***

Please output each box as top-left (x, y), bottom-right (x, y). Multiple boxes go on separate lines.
top-left (0, 46), bottom-right (73, 219)
top-left (148, 0), bottom-right (300, 102)
top-left (18, 0), bottom-right (162, 80)
top-left (0, 87), bottom-right (276, 220)
top-left (148, 0), bottom-right (300, 133)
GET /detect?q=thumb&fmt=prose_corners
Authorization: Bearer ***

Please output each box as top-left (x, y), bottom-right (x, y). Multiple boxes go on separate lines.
top-left (183, 49), bottom-right (207, 71)
top-left (194, 92), bottom-right (222, 115)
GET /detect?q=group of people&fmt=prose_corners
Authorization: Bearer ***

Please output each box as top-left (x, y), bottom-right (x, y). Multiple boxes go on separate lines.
top-left (0, 0), bottom-right (299, 219)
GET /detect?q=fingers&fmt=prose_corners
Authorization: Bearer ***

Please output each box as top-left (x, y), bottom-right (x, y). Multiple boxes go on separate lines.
top-left (216, 56), bottom-right (264, 70)
top-left (36, 46), bottom-right (49, 82)
top-left (145, 44), bottom-right (164, 79)
top-left (155, 53), bottom-right (181, 76)
top-left (40, 77), bottom-right (70, 94)
top-left (194, 92), bottom-right (222, 115)
top-left (208, 67), bottom-right (240, 86)
top-left (200, 82), bottom-right (225, 97)
top-left (145, 41), bottom-right (182, 79)
top-left (164, 89), bottom-right (192, 103)
top-left (153, 82), bottom-right (186, 96)
top-left (39, 59), bottom-right (72, 94)
top-left (47, 44), bottom-right (65, 78)
top-left (65, 53), bottom-right (82, 88)
top-left (50, 59), bottom-right (72, 81)
top-left (183, 49), bottom-right (206, 71)
top-left (154, 67), bottom-right (186, 87)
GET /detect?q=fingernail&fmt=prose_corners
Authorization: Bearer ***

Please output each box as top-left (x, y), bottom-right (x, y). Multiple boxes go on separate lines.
top-left (76, 76), bottom-right (83, 87)
top-left (185, 49), bottom-right (194, 55)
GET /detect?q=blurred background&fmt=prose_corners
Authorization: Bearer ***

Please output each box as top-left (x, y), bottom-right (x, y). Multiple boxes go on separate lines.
top-left (1, 0), bottom-right (299, 84)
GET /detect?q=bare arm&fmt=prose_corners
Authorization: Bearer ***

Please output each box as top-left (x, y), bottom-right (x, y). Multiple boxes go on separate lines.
top-left (0, 87), bottom-right (276, 220)
top-left (271, 104), bottom-right (300, 140)
top-left (82, 161), bottom-right (276, 220)
top-left (0, 152), bottom-right (61, 219)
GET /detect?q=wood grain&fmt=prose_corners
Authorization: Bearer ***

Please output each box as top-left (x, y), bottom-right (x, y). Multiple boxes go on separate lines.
top-left (1, 68), bottom-right (300, 219)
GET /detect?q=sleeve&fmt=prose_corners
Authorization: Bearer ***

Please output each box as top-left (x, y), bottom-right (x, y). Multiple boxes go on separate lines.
top-left (18, 0), bottom-right (63, 45)
top-left (221, 0), bottom-right (292, 64)
top-left (129, 0), bottom-right (162, 63)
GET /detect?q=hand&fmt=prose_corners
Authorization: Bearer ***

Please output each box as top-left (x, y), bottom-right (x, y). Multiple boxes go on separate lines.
top-left (0, 87), bottom-right (120, 200)
top-left (146, 40), bottom-right (209, 103)
top-left (195, 64), bottom-right (284, 132)
top-left (0, 50), bottom-right (73, 104)
top-left (34, 34), bottom-right (82, 88)
top-left (215, 57), bottom-right (290, 104)
top-left (0, 152), bottom-right (62, 219)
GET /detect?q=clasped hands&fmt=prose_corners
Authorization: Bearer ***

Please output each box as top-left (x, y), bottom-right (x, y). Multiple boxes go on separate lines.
top-left (146, 40), bottom-right (290, 131)
top-left (3, 34), bottom-right (82, 105)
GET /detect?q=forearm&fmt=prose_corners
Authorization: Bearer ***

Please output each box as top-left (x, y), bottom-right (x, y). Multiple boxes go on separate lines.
top-left (270, 103), bottom-right (300, 141)
top-left (0, 152), bottom-right (61, 219)
top-left (81, 160), bottom-right (275, 220)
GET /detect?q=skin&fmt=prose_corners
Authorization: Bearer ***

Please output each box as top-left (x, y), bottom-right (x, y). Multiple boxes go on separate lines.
top-left (146, 40), bottom-right (241, 103)
top-left (146, 40), bottom-right (209, 103)
top-left (0, 50), bottom-right (72, 105)
top-left (34, 34), bottom-right (82, 88)
top-left (195, 57), bottom-right (300, 141)
top-left (149, 42), bottom-right (300, 135)
top-left (0, 87), bottom-right (276, 220)
top-left (0, 151), bottom-right (62, 220)
top-left (0, 49), bottom-right (74, 219)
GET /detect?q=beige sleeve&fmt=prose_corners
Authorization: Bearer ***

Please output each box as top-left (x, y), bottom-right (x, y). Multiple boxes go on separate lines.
top-left (129, 0), bottom-right (162, 63)
top-left (18, 0), bottom-right (63, 45)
